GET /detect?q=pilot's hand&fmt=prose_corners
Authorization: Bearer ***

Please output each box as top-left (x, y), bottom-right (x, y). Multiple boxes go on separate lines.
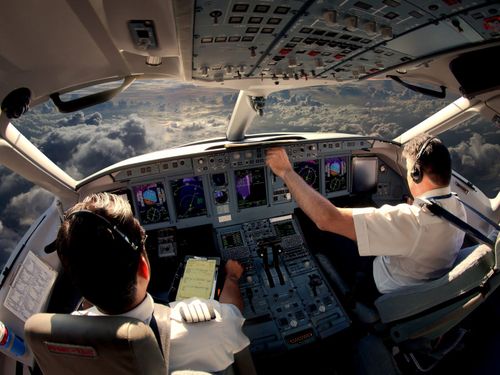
top-left (266, 147), bottom-right (293, 179)
top-left (225, 259), bottom-right (244, 281)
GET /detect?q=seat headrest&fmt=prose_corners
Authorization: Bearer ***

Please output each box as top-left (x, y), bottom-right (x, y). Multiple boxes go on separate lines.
top-left (24, 314), bottom-right (166, 375)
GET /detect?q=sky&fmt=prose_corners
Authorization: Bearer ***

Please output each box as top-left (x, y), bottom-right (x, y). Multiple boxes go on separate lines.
top-left (0, 80), bottom-right (499, 268)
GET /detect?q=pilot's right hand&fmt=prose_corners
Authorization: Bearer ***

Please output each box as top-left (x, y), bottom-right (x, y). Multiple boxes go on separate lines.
top-left (266, 147), bottom-right (293, 179)
top-left (225, 259), bottom-right (244, 281)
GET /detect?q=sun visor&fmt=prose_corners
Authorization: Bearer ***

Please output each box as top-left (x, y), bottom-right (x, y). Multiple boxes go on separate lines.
top-left (450, 45), bottom-right (500, 98)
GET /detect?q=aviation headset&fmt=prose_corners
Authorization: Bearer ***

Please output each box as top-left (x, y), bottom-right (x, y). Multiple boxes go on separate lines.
top-left (66, 210), bottom-right (140, 253)
top-left (410, 137), bottom-right (435, 184)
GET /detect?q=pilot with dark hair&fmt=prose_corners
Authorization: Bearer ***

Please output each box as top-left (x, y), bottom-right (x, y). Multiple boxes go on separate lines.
top-left (56, 192), bottom-right (249, 373)
top-left (266, 134), bottom-right (466, 299)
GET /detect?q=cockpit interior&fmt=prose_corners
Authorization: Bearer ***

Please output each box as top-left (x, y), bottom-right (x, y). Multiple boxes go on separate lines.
top-left (1, 0), bottom-right (499, 374)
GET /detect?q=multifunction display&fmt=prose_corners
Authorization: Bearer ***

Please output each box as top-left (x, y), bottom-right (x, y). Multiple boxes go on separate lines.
top-left (235, 167), bottom-right (267, 209)
top-left (325, 156), bottom-right (349, 194)
top-left (294, 160), bottom-right (320, 191)
top-left (133, 182), bottom-right (170, 225)
top-left (171, 176), bottom-right (207, 219)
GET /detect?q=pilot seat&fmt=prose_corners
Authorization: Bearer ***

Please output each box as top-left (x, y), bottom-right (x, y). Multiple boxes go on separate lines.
top-left (317, 232), bottom-right (500, 373)
top-left (24, 301), bottom-right (256, 375)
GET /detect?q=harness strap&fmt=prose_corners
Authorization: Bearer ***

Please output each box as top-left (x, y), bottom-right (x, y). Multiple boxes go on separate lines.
top-left (424, 198), bottom-right (495, 248)
top-left (450, 192), bottom-right (500, 231)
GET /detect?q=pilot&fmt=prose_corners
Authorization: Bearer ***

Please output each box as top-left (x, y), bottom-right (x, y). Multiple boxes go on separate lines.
top-left (55, 192), bottom-right (250, 373)
top-left (266, 134), bottom-right (466, 301)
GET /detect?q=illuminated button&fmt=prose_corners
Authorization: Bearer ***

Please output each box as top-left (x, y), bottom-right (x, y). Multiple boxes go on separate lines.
top-left (289, 319), bottom-right (298, 328)
top-left (233, 153), bottom-right (241, 160)
top-left (318, 304), bottom-right (326, 313)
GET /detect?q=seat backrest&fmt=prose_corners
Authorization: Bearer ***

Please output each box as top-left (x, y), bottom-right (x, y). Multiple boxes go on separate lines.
top-left (374, 232), bottom-right (500, 342)
top-left (375, 239), bottom-right (497, 323)
top-left (24, 313), bottom-right (166, 375)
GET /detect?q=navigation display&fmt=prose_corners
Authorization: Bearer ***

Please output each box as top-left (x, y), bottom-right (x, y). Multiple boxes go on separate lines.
top-left (133, 182), bottom-right (170, 225)
top-left (171, 176), bottom-right (207, 219)
top-left (294, 160), bottom-right (320, 191)
top-left (325, 156), bottom-right (348, 194)
top-left (235, 167), bottom-right (267, 209)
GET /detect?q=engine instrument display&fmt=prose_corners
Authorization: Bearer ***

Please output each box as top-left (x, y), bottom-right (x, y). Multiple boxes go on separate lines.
top-left (133, 182), bottom-right (170, 225)
top-left (294, 160), bottom-right (320, 191)
top-left (235, 167), bottom-right (267, 209)
top-left (325, 156), bottom-right (348, 194)
top-left (171, 176), bottom-right (207, 219)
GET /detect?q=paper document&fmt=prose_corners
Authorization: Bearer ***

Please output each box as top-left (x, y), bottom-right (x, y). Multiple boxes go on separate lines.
top-left (176, 258), bottom-right (217, 301)
top-left (4, 251), bottom-right (58, 321)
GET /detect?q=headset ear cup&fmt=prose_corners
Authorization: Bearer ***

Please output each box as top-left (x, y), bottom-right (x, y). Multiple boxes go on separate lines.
top-left (411, 164), bottom-right (421, 183)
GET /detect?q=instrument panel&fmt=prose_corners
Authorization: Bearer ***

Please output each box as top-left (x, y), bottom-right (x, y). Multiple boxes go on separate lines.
top-left (115, 140), bottom-right (375, 230)
top-left (111, 139), bottom-right (405, 354)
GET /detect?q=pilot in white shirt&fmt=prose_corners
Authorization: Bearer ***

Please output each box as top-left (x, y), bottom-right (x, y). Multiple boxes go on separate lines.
top-left (353, 186), bottom-right (466, 293)
top-left (266, 134), bottom-right (466, 295)
top-left (56, 192), bottom-right (250, 373)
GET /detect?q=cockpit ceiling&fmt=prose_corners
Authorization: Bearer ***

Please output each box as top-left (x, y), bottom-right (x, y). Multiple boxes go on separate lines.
top-left (193, 1), bottom-right (500, 85)
top-left (0, 1), bottom-right (499, 104)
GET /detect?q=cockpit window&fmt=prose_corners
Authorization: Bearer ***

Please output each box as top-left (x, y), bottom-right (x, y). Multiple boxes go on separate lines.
top-left (441, 115), bottom-right (500, 197)
top-left (251, 81), bottom-right (455, 139)
top-left (0, 166), bottom-right (54, 271)
top-left (11, 81), bottom-right (237, 180)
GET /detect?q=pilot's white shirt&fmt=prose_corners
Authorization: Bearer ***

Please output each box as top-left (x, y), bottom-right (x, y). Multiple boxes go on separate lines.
top-left (352, 186), bottom-right (466, 293)
top-left (73, 294), bottom-right (250, 372)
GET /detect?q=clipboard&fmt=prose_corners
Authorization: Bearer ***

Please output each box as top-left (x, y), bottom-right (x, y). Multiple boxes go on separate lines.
top-left (175, 256), bottom-right (220, 301)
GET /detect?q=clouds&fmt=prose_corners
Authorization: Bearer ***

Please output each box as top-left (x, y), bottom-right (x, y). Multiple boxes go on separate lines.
top-left (40, 114), bottom-right (155, 178)
top-left (449, 133), bottom-right (500, 194)
top-left (0, 186), bottom-right (54, 266)
top-left (0, 222), bottom-right (19, 267)
top-left (56, 111), bottom-right (104, 126)
top-left (4, 186), bottom-right (54, 227)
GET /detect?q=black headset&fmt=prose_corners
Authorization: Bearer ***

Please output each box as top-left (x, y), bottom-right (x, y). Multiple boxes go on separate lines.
top-left (410, 137), bottom-right (435, 184)
top-left (66, 210), bottom-right (140, 252)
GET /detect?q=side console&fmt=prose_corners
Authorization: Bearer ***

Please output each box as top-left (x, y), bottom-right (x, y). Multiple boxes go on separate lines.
top-left (217, 215), bottom-right (350, 354)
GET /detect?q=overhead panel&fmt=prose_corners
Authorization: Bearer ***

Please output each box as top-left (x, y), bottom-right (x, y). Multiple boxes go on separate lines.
top-left (192, 0), bottom-right (500, 83)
